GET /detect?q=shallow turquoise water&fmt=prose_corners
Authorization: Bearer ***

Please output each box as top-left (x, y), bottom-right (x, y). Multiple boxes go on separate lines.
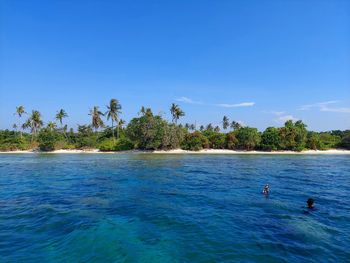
top-left (0, 154), bottom-right (349, 262)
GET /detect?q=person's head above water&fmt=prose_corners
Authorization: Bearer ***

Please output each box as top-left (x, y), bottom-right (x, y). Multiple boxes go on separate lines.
top-left (307, 198), bottom-right (315, 209)
top-left (262, 184), bottom-right (270, 195)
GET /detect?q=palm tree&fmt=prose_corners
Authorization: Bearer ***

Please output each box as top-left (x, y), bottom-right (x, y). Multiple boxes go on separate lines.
top-left (185, 123), bottom-right (190, 130)
top-left (145, 108), bottom-right (153, 117)
top-left (230, 121), bottom-right (242, 131)
top-left (14, 106), bottom-right (26, 138)
top-left (170, 103), bottom-right (185, 124)
top-left (206, 123), bottom-right (213, 131)
top-left (199, 125), bottom-right (204, 132)
top-left (190, 124), bottom-right (196, 131)
top-left (55, 109), bottom-right (68, 128)
top-left (25, 110), bottom-right (43, 141)
top-left (89, 106), bottom-right (104, 132)
top-left (105, 99), bottom-right (122, 142)
top-left (47, 121), bottom-right (57, 131)
top-left (214, 126), bottom-right (220, 132)
top-left (118, 119), bottom-right (125, 130)
top-left (222, 116), bottom-right (229, 130)
top-left (139, 106), bottom-right (146, 116)
top-left (22, 119), bottom-right (30, 132)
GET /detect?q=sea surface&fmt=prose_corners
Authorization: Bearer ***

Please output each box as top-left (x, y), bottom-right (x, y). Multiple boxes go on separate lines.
top-left (0, 154), bottom-right (349, 262)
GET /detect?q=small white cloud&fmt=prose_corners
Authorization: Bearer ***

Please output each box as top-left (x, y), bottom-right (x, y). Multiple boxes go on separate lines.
top-left (263, 110), bottom-right (285, 116)
top-left (216, 102), bottom-right (255, 108)
top-left (176, 97), bottom-right (255, 109)
top-left (299, 100), bottom-right (350, 113)
top-left (276, 115), bottom-right (298, 123)
top-left (176, 97), bottom-right (202, 104)
top-left (320, 106), bottom-right (350, 113)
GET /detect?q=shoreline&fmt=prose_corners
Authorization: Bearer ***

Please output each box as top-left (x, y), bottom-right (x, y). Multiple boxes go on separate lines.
top-left (153, 149), bottom-right (350, 155)
top-left (1, 149), bottom-right (350, 155)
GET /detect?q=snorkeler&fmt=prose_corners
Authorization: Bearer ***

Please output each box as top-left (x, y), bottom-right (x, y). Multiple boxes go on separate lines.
top-left (262, 184), bottom-right (269, 195)
top-left (307, 198), bottom-right (315, 209)
top-left (303, 198), bottom-right (316, 214)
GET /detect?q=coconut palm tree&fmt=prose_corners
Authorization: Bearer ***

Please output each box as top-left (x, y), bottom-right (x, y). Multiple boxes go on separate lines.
top-left (55, 109), bottom-right (68, 128)
top-left (89, 106), bottom-right (104, 132)
top-left (14, 106), bottom-right (26, 138)
top-left (230, 121), bottom-right (242, 131)
top-left (222, 116), bottom-right (229, 130)
top-left (170, 103), bottom-right (185, 124)
top-left (105, 99), bottom-right (122, 142)
top-left (214, 126), bottom-right (220, 132)
top-left (118, 119), bottom-right (125, 130)
top-left (22, 119), bottom-right (30, 132)
top-left (190, 124), bottom-right (196, 131)
top-left (25, 110), bottom-right (43, 141)
top-left (199, 125), bottom-right (204, 131)
top-left (206, 123), bottom-right (213, 131)
top-left (145, 108), bottom-right (153, 117)
top-left (139, 106), bottom-right (146, 116)
top-left (47, 121), bottom-right (57, 131)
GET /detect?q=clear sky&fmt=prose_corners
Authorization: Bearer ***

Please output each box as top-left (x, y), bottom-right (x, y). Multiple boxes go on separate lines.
top-left (1, 0), bottom-right (349, 131)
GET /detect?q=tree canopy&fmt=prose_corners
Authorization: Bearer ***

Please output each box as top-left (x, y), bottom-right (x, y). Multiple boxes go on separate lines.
top-left (1, 101), bottom-right (349, 152)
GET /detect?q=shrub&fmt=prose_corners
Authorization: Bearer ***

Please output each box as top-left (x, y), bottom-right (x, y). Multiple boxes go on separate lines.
top-left (225, 132), bottom-right (238, 150)
top-left (236, 127), bottom-right (261, 150)
top-left (208, 133), bottom-right (226, 149)
top-left (279, 120), bottom-right (307, 151)
top-left (261, 127), bottom-right (281, 151)
top-left (75, 125), bottom-right (98, 149)
top-left (340, 135), bottom-right (350, 149)
top-left (161, 125), bottom-right (186, 150)
top-left (98, 137), bottom-right (134, 151)
top-left (319, 133), bottom-right (341, 149)
top-left (126, 114), bottom-right (168, 150)
top-left (37, 128), bottom-right (64, 151)
top-left (0, 130), bottom-right (31, 151)
top-left (115, 137), bottom-right (134, 151)
top-left (306, 132), bottom-right (322, 150)
top-left (98, 138), bottom-right (115, 151)
top-left (182, 131), bottom-right (209, 151)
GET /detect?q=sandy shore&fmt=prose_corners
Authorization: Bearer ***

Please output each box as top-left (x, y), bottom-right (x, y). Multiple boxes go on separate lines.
top-left (1, 149), bottom-right (350, 154)
top-left (153, 149), bottom-right (350, 154)
top-left (0, 149), bottom-right (101, 154)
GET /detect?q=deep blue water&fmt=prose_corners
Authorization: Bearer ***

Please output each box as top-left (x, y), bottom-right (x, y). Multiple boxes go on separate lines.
top-left (0, 154), bottom-right (349, 262)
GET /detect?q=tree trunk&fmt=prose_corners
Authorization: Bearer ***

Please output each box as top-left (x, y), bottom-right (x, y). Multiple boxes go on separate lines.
top-left (112, 120), bottom-right (115, 145)
top-left (18, 120), bottom-right (22, 139)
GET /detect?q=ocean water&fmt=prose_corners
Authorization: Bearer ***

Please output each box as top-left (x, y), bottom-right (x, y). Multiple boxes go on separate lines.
top-left (0, 154), bottom-right (349, 262)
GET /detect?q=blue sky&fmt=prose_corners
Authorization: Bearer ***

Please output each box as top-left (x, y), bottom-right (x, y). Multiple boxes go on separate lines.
top-left (1, 0), bottom-right (349, 131)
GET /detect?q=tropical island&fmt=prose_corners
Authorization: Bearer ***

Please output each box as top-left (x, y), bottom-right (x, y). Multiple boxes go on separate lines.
top-left (1, 99), bottom-right (349, 153)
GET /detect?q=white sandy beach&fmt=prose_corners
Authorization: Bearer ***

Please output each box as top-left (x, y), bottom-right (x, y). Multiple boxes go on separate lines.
top-left (1, 149), bottom-right (350, 154)
top-left (152, 149), bottom-right (350, 155)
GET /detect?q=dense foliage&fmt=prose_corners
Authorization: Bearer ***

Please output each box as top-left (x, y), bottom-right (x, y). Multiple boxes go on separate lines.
top-left (182, 131), bottom-right (209, 151)
top-left (1, 101), bottom-right (349, 152)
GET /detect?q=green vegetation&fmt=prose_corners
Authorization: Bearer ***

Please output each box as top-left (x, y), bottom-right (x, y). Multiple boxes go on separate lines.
top-left (1, 100), bottom-right (349, 152)
top-left (37, 128), bottom-right (65, 151)
top-left (98, 137), bottom-right (134, 151)
top-left (182, 131), bottom-right (209, 151)
top-left (260, 127), bottom-right (281, 151)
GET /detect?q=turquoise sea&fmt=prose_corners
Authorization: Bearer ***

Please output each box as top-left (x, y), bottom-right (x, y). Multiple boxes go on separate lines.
top-left (0, 154), bottom-right (349, 262)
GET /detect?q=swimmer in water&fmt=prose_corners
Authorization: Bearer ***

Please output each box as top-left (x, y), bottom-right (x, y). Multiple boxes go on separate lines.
top-left (307, 198), bottom-right (315, 209)
top-left (262, 184), bottom-right (269, 195)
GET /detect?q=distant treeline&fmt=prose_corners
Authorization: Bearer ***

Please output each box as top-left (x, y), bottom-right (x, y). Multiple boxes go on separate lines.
top-left (1, 100), bottom-right (349, 151)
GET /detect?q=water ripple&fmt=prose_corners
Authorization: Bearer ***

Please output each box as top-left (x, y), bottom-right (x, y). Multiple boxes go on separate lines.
top-left (0, 154), bottom-right (349, 262)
